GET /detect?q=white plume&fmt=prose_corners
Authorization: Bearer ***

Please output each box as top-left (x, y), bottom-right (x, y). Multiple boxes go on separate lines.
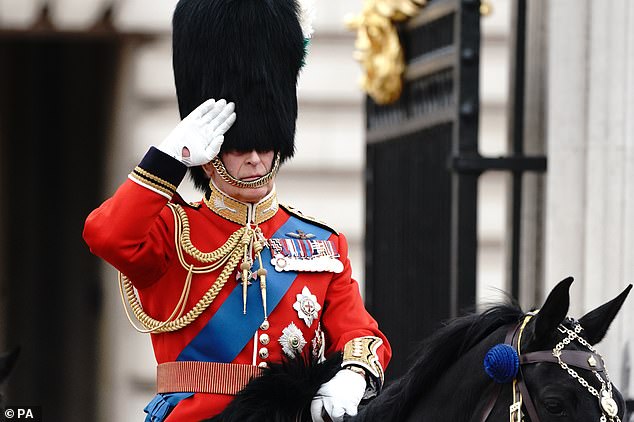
top-left (298, 0), bottom-right (316, 38)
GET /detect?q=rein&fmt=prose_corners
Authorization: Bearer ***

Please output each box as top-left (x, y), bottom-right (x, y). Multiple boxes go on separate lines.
top-left (480, 313), bottom-right (621, 422)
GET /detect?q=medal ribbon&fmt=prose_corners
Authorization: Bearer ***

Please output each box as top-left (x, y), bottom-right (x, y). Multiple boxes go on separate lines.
top-left (271, 239), bottom-right (339, 259)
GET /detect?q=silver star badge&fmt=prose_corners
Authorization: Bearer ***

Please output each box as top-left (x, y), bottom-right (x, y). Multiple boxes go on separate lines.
top-left (279, 322), bottom-right (307, 358)
top-left (293, 286), bottom-right (321, 327)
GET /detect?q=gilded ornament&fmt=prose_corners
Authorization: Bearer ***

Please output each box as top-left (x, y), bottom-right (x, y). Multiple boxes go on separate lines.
top-left (346, 0), bottom-right (492, 104)
top-left (346, 0), bottom-right (426, 104)
top-left (480, 1), bottom-right (493, 17)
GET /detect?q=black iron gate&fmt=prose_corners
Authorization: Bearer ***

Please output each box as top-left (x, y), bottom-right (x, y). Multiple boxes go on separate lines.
top-left (364, 0), bottom-right (547, 381)
top-left (365, 0), bottom-right (481, 381)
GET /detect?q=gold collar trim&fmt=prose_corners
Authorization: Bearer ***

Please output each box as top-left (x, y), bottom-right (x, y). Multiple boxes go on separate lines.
top-left (204, 180), bottom-right (278, 225)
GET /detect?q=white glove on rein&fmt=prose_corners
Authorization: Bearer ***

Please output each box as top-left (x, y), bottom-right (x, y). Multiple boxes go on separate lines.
top-left (310, 369), bottom-right (367, 422)
top-left (157, 98), bottom-right (236, 167)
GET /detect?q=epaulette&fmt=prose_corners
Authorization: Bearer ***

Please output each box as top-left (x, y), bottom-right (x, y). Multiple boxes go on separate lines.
top-left (170, 192), bottom-right (202, 209)
top-left (279, 203), bottom-right (338, 235)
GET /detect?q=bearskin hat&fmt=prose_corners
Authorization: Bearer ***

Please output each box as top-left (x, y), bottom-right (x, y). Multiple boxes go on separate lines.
top-left (172, 0), bottom-right (305, 191)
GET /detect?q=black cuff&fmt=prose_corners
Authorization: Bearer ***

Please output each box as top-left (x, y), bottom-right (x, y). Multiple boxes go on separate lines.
top-left (129, 147), bottom-right (187, 197)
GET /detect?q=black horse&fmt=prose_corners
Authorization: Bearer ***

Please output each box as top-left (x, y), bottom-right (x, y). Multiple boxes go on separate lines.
top-left (209, 278), bottom-right (631, 421)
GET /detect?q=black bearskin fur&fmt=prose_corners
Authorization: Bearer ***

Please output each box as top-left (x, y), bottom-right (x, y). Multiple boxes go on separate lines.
top-left (172, 0), bottom-right (304, 191)
top-left (204, 353), bottom-right (342, 422)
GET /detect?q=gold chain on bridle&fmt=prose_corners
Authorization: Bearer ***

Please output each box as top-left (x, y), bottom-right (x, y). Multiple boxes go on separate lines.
top-left (118, 203), bottom-right (258, 333)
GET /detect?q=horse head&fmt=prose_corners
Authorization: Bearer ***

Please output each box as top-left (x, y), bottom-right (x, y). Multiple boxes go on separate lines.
top-left (485, 277), bottom-right (631, 422)
top-left (360, 278), bottom-right (631, 422)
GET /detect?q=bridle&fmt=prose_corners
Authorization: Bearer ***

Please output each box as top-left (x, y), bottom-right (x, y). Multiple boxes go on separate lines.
top-left (480, 312), bottom-right (621, 422)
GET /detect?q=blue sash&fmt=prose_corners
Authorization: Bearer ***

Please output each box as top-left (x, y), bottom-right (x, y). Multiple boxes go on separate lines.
top-left (176, 216), bottom-right (332, 362)
top-left (144, 392), bottom-right (194, 422)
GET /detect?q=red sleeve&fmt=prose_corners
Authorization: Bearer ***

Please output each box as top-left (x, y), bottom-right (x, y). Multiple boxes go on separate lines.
top-left (83, 148), bottom-right (188, 288)
top-left (321, 232), bottom-right (392, 372)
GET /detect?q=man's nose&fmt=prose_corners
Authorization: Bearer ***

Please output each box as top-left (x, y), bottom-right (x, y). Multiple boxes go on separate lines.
top-left (245, 150), bottom-right (262, 164)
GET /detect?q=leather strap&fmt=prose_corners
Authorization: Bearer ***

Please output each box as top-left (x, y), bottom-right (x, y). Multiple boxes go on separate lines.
top-left (157, 361), bottom-right (262, 395)
top-left (478, 382), bottom-right (502, 422)
top-left (520, 350), bottom-right (604, 371)
top-left (478, 324), bottom-right (518, 422)
top-left (517, 368), bottom-right (541, 422)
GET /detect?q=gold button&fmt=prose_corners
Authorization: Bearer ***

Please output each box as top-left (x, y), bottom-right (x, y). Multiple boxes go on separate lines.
top-left (258, 362), bottom-right (268, 368)
top-left (259, 333), bottom-right (270, 345)
top-left (260, 320), bottom-right (270, 330)
top-left (258, 347), bottom-right (269, 359)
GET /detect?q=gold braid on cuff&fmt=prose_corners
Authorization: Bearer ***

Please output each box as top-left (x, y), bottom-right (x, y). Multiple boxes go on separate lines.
top-left (342, 336), bottom-right (385, 389)
top-left (210, 153), bottom-right (281, 189)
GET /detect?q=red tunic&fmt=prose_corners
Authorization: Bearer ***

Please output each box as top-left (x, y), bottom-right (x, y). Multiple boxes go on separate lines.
top-left (83, 148), bottom-right (391, 421)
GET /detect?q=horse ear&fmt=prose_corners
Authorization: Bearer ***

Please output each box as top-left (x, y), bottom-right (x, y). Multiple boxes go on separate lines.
top-left (529, 277), bottom-right (574, 347)
top-left (578, 284), bottom-right (632, 345)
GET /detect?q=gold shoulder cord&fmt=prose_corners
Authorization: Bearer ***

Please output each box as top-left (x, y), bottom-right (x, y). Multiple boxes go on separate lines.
top-left (118, 203), bottom-right (252, 333)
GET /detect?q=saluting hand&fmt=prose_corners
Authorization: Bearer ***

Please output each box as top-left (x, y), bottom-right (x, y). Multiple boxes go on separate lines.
top-left (157, 98), bottom-right (236, 167)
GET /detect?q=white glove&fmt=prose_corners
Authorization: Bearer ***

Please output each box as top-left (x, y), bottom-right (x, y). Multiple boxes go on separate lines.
top-left (157, 98), bottom-right (236, 167)
top-left (310, 369), bottom-right (366, 422)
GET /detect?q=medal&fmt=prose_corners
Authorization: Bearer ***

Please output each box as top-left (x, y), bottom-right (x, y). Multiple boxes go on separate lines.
top-left (279, 322), bottom-right (307, 358)
top-left (269, 238), bottom-right (344, 273)
top-left (312, 323), bottom-right (326, 363)
top-left (293, 286), bottom-right (321, 327)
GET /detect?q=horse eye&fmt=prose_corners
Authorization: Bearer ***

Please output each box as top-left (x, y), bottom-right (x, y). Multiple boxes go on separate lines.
top-left (543, 399), bottom-right (567, 416)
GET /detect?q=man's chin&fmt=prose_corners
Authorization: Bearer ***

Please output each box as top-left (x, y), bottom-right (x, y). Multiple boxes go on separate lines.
top-left (234, 187), bottom-right (269, 203)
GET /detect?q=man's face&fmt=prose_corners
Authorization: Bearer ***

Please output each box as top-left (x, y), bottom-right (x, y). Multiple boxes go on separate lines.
top-left (204, 150), bottom-right (276, 203)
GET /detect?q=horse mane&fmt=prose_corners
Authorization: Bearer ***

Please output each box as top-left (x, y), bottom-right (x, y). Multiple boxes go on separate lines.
top-left (355, 303), bottom-right (523, 421)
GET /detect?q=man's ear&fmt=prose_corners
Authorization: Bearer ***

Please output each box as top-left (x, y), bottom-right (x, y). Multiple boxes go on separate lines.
top-left (201, 162), bottom-right (215, 178)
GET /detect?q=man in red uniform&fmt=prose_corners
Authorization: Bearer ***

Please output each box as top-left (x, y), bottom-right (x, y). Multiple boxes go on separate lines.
top-left (83, 0), bottom-right (391, 421)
